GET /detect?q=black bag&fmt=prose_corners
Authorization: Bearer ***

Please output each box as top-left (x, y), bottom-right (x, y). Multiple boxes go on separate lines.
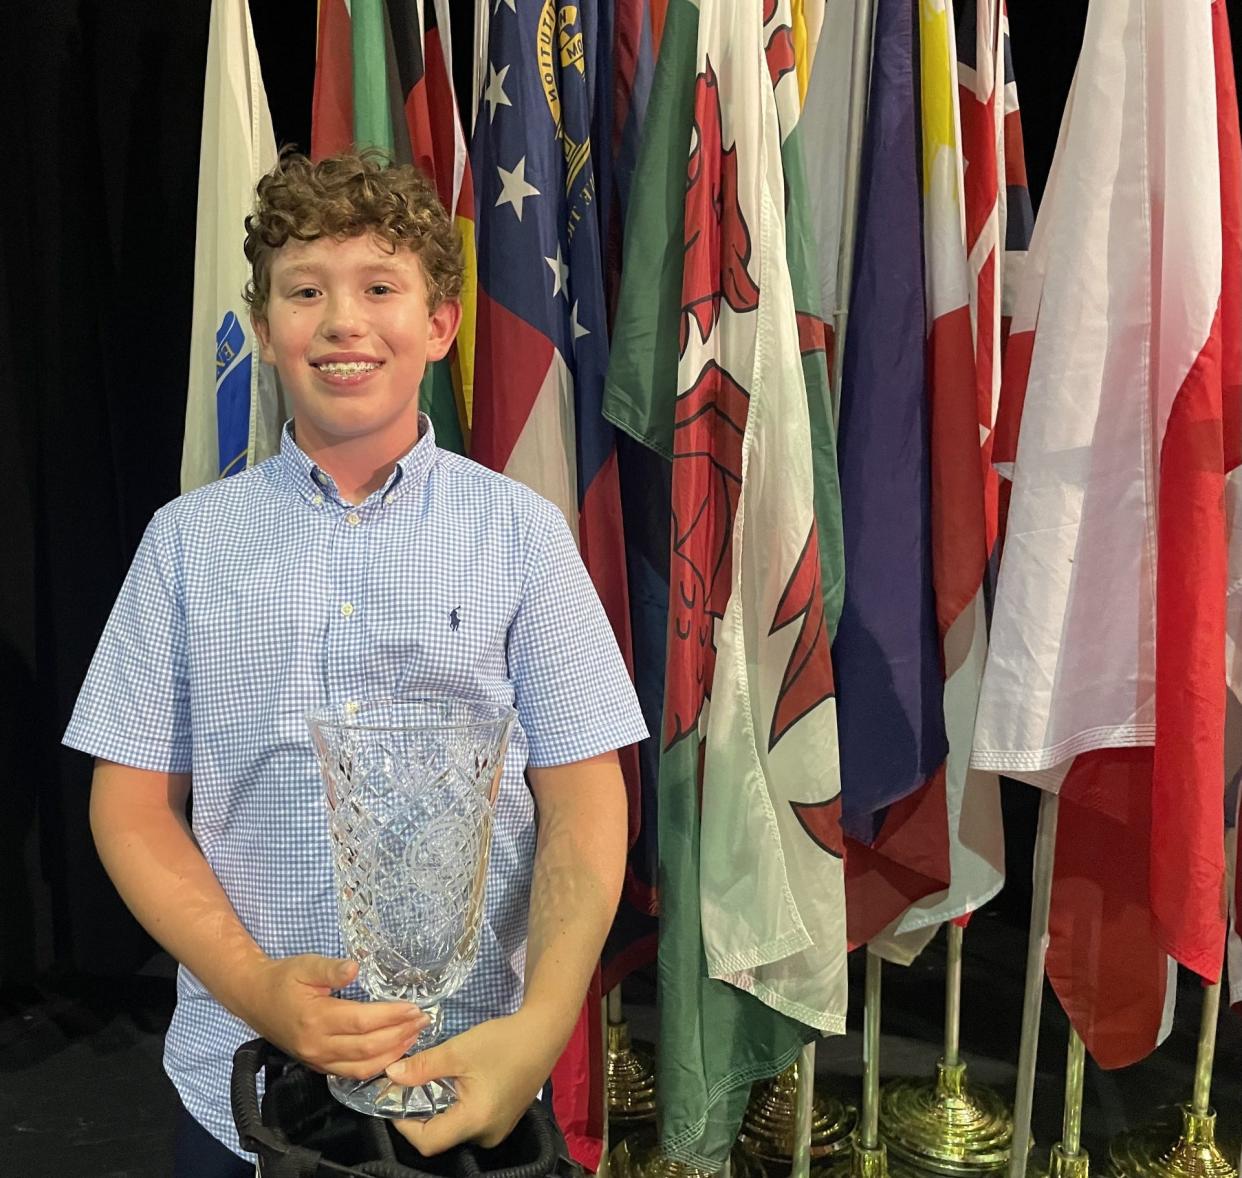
top-left (231, 1038), bottom-right (582, 1178)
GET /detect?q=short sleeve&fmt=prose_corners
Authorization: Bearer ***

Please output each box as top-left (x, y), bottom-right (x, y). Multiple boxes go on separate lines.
top-left (507, 503), bottom-right (649, 767)
top-left (62, 506), bottom-right (193, 773)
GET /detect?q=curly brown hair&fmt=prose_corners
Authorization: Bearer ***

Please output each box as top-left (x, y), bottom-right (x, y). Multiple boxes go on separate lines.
top-left (243, 149), bottom-right (464, 318)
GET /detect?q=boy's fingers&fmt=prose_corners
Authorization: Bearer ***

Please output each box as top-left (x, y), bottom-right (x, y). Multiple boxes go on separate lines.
top-left (393, 1102), bottom-right (476, 1156)
top-left (385, 1039), bottom-right (458, 1087)
top-left (326, 1019), bottom-right (426, 1063)
top-left (292, 955), bottom-right (357, 989)
top-left (328, 998), bottom-right (424, 1034)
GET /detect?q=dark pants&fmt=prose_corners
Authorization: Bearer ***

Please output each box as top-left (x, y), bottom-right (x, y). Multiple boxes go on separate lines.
top-left (172, 1103), bottom-right (256, 1178)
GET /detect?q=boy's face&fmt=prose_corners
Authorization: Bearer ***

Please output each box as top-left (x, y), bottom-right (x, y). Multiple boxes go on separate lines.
top-left (254, 233), bottom-right (460, 455)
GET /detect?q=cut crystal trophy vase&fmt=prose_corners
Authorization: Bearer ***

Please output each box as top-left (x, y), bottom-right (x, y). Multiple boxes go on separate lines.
top-left (306, 697), bottom-right (516, 1119)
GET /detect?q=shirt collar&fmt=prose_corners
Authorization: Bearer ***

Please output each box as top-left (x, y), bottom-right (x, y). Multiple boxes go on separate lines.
top-left (277, 414), bottom-right (439, 507)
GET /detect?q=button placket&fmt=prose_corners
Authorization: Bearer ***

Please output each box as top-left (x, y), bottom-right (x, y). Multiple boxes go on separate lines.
top-left (326, 494), bottom-right (371, 706)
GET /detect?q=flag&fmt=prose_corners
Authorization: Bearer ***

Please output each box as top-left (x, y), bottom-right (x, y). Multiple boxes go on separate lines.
top-left (602, 0), bottom-right (656, 326)
top-left (469, 0), bottom-right (637, 1165)
top-left (601, 0), bottom-right (664, 992)
top-left (955, 0), bottom-right (1034, 558)
top-left (971, 0), bottom-right (1241, 1068)
top-left (606, 0), bottom-right (847, 1165)
top-left (808, 0), bottom-right (953, 948)
top-left (800, 0), bottom-right (853, 364)
top-left (182, 0), bottom-right (283, 492)
top-left (771, 0), bottom-right (846, 658)
top-left (867, 0), bottom-right (1003, 965)
top-left (310, 0), bottom-right (477, 453)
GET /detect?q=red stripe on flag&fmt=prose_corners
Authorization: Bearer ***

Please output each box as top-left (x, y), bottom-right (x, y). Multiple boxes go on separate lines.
top-left (976, 252), bottom-right (1000, 549)
top-left (612, 0), bottom-right (646, 157)
top-left (311, 0), bottom-right (353, 160)
top-left (550, 967), bottom-right (605, 1173)
top-left (928, 303), bottom-right (987, 638)
top-left (844, 767), bottom-right (951, 949)
top-left (1003, 108), bottom-right (1028, 189)
top-left (579, 451), bottom-right (646, 903)
top-left (960, 85), bottom-right (998, 256)
top-left (471, 291), bottom-right (556, 473)
top-left (403, 78), bottom-right (437, 188)
top-left (992, 324), bottom-right (1034, 469)
top-left (1150, 311), bottom-right (1228, 981)
top-left (422, 28), bottom-right (462, 214)
top-left (1049, 749), bottom-right (1169, 1069)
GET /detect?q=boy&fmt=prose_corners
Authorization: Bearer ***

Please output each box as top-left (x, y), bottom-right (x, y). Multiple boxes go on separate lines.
top-left (64, 151), bottom-right (647, 1177)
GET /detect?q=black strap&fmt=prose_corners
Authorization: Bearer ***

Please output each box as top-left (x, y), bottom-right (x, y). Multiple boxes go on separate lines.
top-left (233, 1038), bottom-right (571, 1178)
top-left (265, 1144), bottom-right (327, 1178)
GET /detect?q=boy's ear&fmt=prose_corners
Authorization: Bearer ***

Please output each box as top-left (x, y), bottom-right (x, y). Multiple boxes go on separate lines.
top-left (426, 298), bottom-right (463, 364)
top-left (252, 313), bottom-right (275, 364)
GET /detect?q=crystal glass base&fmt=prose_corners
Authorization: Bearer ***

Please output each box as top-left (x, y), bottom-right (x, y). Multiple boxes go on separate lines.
top-left (328, 1066), bottom-right (460, 1119)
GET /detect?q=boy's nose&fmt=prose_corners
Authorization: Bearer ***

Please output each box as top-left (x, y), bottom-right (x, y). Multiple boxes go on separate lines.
top-left (321, 297), bottom-right (365, 339)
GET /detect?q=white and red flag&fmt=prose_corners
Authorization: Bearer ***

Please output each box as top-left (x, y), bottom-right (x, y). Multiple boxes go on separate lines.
top-left (973, 0), bottom-right (1242, 1067)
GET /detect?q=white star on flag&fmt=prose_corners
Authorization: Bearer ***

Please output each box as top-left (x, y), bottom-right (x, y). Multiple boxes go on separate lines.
top-left (493, 0), bottom-right (516, 13)
top-left (495, 157), bottom-right (540, 221)
top-left (570, 300), bottom-right (590, 340)
top-left (545, 246), bottom-right (568, 298)
top-left (483, 63), bottom-right (512, 123)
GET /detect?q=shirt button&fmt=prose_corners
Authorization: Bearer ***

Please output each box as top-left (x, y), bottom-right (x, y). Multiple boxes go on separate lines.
top-left (311, 494), bottom-right (324, 507)
top-left (344, 700), bottom-right (360, 716)
top-left (340, 602), bottom-right (355, 618)
top-left (383, 493), bottom-right (394, 506)
top-left (315, 471), bottom-right (328, 485)
top-left (345, 512), bottom-right (361, 526)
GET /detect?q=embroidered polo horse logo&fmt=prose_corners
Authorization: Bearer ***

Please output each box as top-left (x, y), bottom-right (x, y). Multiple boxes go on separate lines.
top-left (449, 607), bottom-right (461, 633)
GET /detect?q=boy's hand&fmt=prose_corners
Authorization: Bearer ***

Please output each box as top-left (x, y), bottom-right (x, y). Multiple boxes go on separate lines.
top-left (385, 1010), bottom-right (557, 1154)
top-left (241, 954), bottom-right (430, 1078)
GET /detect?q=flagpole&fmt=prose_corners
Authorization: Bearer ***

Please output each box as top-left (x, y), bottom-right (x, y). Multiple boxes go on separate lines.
top-left (1007, 792), bottom-right (1060, 1178)
top-left (1040, 1025), bottom-right (1090, 1178)
top-left (877, 924), bottom-right (1016, 1173)
top-left (792, 1043), bottom-right (817, 1178)
top-left (830, 0), bottom-right (880, 424)
top-left (1108, 964), bottom-right (1240, 1178)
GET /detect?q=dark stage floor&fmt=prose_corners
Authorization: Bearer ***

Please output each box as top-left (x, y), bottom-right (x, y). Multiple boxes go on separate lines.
top-left (2, 909), bottom-right (1240, 1177)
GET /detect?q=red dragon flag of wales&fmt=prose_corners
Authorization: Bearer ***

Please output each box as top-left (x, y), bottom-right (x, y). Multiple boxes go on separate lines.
top-left (681, 0), bottom-right (849, 1031)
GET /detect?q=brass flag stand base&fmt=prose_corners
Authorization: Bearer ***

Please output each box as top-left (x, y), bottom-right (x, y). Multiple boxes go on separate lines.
top-left (1109, 1106), bottom-right (1239, 1178)
top-left (606, 987), bottom-right (657, 1135)
top-left (610, 1133), bottom-right (717, 1178)
top-left (607, 1018), bottom-right (658, 1126)
top-left (1109, 976), bottom-right (1238, 1178)
top-left (879, 926), bottom-right (1015, 1175)
top-left (737, 1059), bottom-right (858, 1169)
top-left (879, 1060), bottom-right (1015, 1175)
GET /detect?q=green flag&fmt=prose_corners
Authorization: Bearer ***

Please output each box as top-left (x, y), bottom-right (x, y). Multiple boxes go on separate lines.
top-left (604, 0), bottom-right (849, 1166)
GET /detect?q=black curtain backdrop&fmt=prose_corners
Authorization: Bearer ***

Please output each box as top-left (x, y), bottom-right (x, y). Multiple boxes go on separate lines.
top-left (3, 0), bottom-right (1239, 986)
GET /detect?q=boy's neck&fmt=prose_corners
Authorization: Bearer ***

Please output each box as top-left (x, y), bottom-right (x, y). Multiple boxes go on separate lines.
top-left (293, 417), bottom-right (425, 505)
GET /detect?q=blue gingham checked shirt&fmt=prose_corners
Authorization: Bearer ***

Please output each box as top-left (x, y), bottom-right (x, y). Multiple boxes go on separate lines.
top-left (63, 416), bottom-right (647, 1157)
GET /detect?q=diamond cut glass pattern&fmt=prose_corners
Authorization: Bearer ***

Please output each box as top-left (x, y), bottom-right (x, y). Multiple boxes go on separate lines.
top-left (306, 698), bottom-right (515, 1119)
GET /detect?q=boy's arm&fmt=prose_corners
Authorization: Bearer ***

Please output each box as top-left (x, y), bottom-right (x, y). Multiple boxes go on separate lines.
top-left (388, 749), bottom-right (627, 1153)
top-left (90, 758), bottom-right (428, 1075)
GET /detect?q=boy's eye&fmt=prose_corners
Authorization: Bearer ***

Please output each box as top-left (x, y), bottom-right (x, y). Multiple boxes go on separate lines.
top-left (291, 287), bottom-right (320, 299)
top-left (368, 284), bottom-right (393, 296)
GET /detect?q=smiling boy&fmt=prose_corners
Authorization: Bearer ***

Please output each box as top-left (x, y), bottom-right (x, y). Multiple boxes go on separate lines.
top-left (64, 152), bottom-right (647, 1177)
